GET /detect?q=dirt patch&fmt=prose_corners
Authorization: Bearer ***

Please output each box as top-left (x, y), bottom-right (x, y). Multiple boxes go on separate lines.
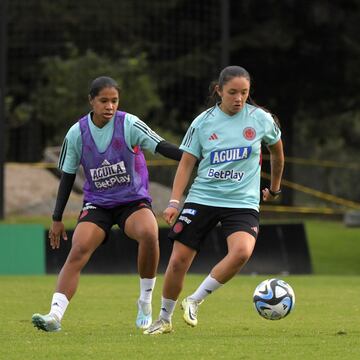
top-left (5, 164), bottom-right (173, 217)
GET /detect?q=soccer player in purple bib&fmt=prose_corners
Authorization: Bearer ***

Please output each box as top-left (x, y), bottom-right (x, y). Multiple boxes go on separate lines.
top-left (145, 66), bottom-right (284, 334)
top-left (32, 76), bottom-right (182, 332)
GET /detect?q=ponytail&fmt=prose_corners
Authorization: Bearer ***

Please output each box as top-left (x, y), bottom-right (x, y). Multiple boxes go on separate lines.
top-left (206, 80), bottom-right (221, 108)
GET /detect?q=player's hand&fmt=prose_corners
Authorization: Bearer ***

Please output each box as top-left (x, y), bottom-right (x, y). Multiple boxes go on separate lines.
top-left (262, 187), bottom-right (281, 202)
top-left (163, 206), bottom-right (179, 226)
top-left (48, 221), bottom-right (67, 249)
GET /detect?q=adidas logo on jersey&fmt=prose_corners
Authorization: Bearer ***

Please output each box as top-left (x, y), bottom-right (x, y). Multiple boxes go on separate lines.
top-left (208, 133), bottom-right (218, 140)
top-left (101, 159), bottom-right (111, 166)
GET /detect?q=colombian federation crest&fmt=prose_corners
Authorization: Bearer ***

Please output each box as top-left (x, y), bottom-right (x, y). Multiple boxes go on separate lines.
top-left (243, 127), bottom-right (256, 140)
top-left (173, 222), bottom-right (184, 234)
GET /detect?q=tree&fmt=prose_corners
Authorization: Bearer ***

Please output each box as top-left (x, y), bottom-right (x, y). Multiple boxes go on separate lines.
top-left (27, 49), bottom-right (162, 145)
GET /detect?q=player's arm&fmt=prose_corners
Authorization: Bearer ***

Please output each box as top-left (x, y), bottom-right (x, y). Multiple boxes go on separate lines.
top-left (155, 140), bottom-right (183, 161)
top-left (163, 152), bottom-right (197, 225)
top-left (49, 171), bottom-right (76, 250)
top-left (170, 151), bottom-right (197, 200)
top-left (49, 128), bottom-right (81, 249)
top-left (52, 171), bottom-right (76, 223)
top-left (262, 139), bottom-right (284, 201)
top-left (127, 115), bottom-right (182, 160)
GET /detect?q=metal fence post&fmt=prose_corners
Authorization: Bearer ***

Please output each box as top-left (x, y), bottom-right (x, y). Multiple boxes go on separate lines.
top-left (0, 0), bottom-right (8, 220)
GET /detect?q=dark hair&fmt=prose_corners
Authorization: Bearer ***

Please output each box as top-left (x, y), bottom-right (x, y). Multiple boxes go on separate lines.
top-left (219, 65), bottom-right (251, 88)
top-left (89, 76), bottom-right (121, 99)
top-left (207, 66), bottom-right (280, 127)
top-left (207, 65), bottom-right (251, 107)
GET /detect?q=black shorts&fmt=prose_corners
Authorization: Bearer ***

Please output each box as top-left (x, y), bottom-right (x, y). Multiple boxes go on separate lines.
top-left (168, 202), bottom-right (259, 252)
top-left (77, 199), bottom-right (153, 242)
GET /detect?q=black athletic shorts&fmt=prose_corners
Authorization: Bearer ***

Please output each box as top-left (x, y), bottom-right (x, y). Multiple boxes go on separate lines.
top-left (168, 202), bottom-right (259, 252)
top-left (77, 199), bottom-right (153, 242)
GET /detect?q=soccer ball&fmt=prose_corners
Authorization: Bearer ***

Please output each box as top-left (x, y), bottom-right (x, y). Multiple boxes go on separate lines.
top-left (253, 278), bottom-right (295, 320)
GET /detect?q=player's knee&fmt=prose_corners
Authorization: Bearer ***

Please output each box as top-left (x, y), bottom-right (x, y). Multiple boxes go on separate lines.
top-left (136, 227), bottom-right (158, 246)
top-left (68, 243), bottom-right (92, 263)
top-left (167, 256), bottom-right (189, 274)
top-left (231, 248), bottom-right (252, 266)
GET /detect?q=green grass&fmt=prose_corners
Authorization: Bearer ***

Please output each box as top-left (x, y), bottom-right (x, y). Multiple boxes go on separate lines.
top-left (1, 218), bottom-right (360, 358)
top-left (0, 218), bottom-right (360, 360)
top-left (1, 275), bottom-right (359, 359)
top-left (305, 220), bottom-right (360, 274)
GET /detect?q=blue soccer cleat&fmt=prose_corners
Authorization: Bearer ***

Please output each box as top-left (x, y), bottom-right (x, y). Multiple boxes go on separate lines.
top-left (136, 300), bottom-right (152, 330)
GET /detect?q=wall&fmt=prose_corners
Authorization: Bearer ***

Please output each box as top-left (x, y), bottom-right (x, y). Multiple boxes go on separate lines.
top-left (0, 224), bottom-right (45, 274)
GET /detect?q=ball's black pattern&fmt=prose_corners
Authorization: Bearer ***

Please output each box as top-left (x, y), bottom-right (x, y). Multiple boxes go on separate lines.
top-left (253, 278), bottom-right (295, 320)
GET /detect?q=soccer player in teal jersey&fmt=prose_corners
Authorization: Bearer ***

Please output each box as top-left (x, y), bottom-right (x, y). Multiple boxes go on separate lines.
top-left (31, 76), bottom-right (182, 333)
top-left (145, 66), bottom-right (284, 335)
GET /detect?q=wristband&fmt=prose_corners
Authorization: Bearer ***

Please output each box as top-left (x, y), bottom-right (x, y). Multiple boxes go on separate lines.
top-left (169, 199), bottom-right (180, 204)
top-left (269, 189), bottom-right (282, 197)
top-left (167, 204), bottom-right (180, 210)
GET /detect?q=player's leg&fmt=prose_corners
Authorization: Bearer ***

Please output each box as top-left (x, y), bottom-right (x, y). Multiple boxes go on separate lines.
top-left (211, 231), bottom-right (256, 282)
top-left (124, 206), bottom-right (159, 330)
top-left (32, 205), bottom-right (109, 332)
top-left (144, 202), bottom-right (217, 334)
top-left (181, 231), bottom-right (256, 328)
top-left (32, 222), bottom-right (105, 332)
top-left (144, 241), bottom-right (196, 335)
top-left (181, 209), bottom-right (258, 327)
top-left (208, 208), bottom-right (259, 284)
top-left (56, 222), bottom-right (106, 298)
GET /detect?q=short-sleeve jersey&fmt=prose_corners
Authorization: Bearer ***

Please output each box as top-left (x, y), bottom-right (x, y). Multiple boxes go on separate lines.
top-left (180, 103), bottom-right (281, 210)
top-left (58, 112), bottom-right (164, 174)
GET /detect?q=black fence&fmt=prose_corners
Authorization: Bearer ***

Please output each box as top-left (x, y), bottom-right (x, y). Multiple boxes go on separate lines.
top-left (46, 223), bottom-right (312, 275)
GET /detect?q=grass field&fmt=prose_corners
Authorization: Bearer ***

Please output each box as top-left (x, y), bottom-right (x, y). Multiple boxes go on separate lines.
top-left (1, 219), bottom-right (360, 359)
top-left (1, 275), bottom-right (359, 360)
top-left (305, 220), bottom-right (360, 274)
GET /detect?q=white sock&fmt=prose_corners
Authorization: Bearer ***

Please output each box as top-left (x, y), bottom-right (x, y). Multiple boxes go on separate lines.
top-left (189, 274), bottom-right (223, 302)
top-left (159, 297), bottom-right (177, 322)
top-left (49, 292), bottom-right (69, 321)
top-left (139, 277), bottom-right (156, 303)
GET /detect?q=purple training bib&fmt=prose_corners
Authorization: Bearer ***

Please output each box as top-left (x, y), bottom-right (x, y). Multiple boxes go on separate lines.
top-left (79, 110), bottom-right (151, 208)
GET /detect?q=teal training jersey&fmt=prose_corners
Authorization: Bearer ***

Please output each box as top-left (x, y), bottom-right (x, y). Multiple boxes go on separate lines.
top-left (58, 112), bottom-right (164, 174)
top-left (180, 103), bottom-right (281, 210)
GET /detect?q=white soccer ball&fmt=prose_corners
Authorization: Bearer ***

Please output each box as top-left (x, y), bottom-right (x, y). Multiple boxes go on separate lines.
top-left (253, 278), bottom-right (295, 320)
